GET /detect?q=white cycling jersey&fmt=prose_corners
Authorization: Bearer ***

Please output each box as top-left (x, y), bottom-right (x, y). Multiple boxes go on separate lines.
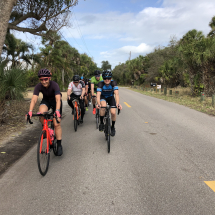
top-left (68, 81), bottom-right (85, 96)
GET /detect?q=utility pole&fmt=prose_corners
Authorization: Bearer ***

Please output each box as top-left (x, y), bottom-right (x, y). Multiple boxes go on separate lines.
top-left (129, 51), bottom-right (131, 61)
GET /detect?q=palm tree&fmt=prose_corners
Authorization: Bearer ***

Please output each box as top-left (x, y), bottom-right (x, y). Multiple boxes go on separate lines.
top-left (2, 31), bottom-right (37, 68)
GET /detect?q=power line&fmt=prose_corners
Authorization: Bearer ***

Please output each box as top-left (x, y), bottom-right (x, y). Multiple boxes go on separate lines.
top-left (71, 9), bottom-right (92, 57)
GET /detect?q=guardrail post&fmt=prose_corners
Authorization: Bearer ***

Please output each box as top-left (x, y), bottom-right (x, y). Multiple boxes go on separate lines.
top-left (212, 95), bottom-right (215, 107)
top-left (200, 92), bottom-right (205, 102)
top-left (175, 91), bottom-right (179, 96)
top-left (157, 89), bottom-right (159, 93)
top-left (164, 87), bottom-right (167, 95)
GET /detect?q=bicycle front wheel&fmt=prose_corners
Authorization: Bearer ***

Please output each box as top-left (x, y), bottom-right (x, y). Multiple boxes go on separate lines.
top-left (74, 108), bottom-right (78, 131)
top-left (37, 130), bottom-right (50, 176)
top-left (107, 118), bottom-right (111, 153)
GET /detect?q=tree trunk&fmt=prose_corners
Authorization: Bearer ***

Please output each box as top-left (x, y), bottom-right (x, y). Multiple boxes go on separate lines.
top-left (0, 0), bottom-right (16, 55)
top-left (62, 69), bottom-right (65, 91)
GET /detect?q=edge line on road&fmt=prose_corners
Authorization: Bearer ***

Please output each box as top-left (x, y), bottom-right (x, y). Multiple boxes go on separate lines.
top-left (204, 181), bottom-right (215, 192)
top-left (124, 102), bottom-right (131, 108)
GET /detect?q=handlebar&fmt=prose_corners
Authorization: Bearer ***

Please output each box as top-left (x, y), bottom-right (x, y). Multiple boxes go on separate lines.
top-left (27, 112), bottom-right (60, 124)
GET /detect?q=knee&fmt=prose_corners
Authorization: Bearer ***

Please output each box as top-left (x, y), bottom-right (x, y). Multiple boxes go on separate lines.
top-left (54, 123), bottom-right (61, 129)
top-left (111, 112), bottom-right (116, 118)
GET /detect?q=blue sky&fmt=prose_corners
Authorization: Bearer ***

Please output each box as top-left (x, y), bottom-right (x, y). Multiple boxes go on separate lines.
top-left (13, 0), bottom-right (215, 69)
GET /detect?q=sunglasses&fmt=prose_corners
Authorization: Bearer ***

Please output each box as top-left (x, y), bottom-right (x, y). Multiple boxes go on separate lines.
top-left (74, 81), bottom-right (79, 83)
top-left (104, 78), bottom-right (111, 80)
top-left (39, 78), bottom-right (49, 82)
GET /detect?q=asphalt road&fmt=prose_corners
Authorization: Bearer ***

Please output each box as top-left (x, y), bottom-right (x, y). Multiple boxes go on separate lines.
top-left (1, 87), bottom-right (215, 215)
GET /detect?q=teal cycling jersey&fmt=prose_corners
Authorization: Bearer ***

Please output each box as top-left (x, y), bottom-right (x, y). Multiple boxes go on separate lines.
top-left (97, 80), bottom-right (118, 98)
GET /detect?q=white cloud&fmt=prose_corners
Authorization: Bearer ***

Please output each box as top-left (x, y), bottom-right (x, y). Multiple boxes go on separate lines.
top-left (117, 43), bottom-right (154, 54)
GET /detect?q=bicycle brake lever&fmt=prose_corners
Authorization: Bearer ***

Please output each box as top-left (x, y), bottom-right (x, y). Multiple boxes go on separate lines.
top-left (54, 114), bottom-right (60, 124)
top-left (27, 115), bottom-right (33, 124)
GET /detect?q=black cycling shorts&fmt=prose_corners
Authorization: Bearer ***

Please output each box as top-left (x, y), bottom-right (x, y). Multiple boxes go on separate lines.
top-left (100, 95), bottom-right (116, 106)
top-left (40, 99), bottom-right (62, 114)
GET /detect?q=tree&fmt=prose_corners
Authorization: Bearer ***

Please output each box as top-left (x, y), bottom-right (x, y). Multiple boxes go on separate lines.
top-left (208, 16), bottom-right (215, 37)
top-left (2, 31), bottom-right (39, 68)
top-left (101, 60), bottom-right (112, 71)
top-left (0, 0), bottom-right (79, 54)
top-left (0, 0), bottom-right (17, 56)
top-left (178, 29), bottom-right (205, 95)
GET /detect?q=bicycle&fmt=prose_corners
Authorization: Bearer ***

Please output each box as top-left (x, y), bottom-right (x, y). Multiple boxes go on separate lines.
top-left (100, 105), bottom-right (120, 153)
top-left (72, 99), bottom-right (81, 132)
top-left (27, 111), bottom-right (60, 176)
top-left (92, 95), bottom-right (99, 129)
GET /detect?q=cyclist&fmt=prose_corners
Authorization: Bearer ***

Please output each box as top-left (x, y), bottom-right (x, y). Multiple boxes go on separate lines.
top-left (84, 78), bottom-right (89, 111)
top-left (91, 70), bottom-right (103, 114)
top-left (88, 78), bottom-right (92, 105)
top-left (67, 75), bottom-right (85, 123)
top-left (26, 68), bottom-right (63, 156)
top-left (96, 70), bottom-right (122, 136)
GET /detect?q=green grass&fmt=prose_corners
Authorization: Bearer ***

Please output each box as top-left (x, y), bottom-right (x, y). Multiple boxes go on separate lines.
top-left (27, 87), bottom-right (34, 91)
top-left (129, 87), bottom-right (215, 116)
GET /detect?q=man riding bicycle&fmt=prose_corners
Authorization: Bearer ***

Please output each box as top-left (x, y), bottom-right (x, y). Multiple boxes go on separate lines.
top-left (26, 68), bottom-right (63, 156)
top-left (91, 70), bottom-right (103, 115)
top-left (96, 70), bottom-right (122, 136)
top-left (84, 78), bottom-right (90, 111)
top-left (67, 75), bottom-right (85, 123)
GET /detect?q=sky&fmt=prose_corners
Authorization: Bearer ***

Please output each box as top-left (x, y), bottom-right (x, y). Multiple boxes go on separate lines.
top-left (13, 0), bottom-right (215, 69)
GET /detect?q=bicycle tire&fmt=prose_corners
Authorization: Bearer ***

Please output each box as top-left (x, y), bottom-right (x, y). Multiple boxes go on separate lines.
top-left (37, 130), bottom-right (50, 176)
top-left (105, 121), bottom-right (108, 140)
top-left (96, 109), bottom-right (99, 129)
top-left (74, 108), bottom-right (78, 131)
top-left (107, 118), bottom-right (111, 153)
top-left (53, 135), bottom-right (58, 156)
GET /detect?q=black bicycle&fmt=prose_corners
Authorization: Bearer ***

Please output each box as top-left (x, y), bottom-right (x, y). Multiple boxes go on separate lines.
top-left (100, 105), bottom-right (120, 153)
top-left (92, 95), bottom-right (99, 129)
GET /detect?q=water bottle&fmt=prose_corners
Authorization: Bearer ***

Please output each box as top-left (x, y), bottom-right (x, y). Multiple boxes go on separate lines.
top-left (48, 128), bottom-right (54, 142)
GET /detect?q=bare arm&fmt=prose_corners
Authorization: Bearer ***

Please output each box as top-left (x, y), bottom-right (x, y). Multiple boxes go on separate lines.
top-left (67, 88), bottom-right (72, 100)
top-left (81, 87), bottom-right (85, 99)
top-left (97, 91), bottom-right (101, 106)
top-left (55, 94), bottom-right (61, 110)
top-left (114, 90), bottom-right (120, 106)
top-left (91, 83), bottom-right (94, 95)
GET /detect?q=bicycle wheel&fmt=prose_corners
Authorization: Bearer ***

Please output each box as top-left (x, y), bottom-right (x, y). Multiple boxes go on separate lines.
top-left (53, 135), bottom-right (58, 156)
top-left (96, 109), bottom-right (99, 129)
top-left (107, 118), bottom-right (111, 153)
top-left (74, 108), bottom-right (78, 131)
top-left (37, 130), bottom-right (50, 176)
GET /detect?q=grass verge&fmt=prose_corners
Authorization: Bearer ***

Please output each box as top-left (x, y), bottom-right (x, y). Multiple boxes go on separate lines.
top-left (129, 87), bottom-right (215, 116)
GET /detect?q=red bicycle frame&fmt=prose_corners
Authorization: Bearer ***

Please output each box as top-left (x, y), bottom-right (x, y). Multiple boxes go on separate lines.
top-left (73, 100), bottom-right (81, 121)
top-left (40, 118), bottom-right (53, 154)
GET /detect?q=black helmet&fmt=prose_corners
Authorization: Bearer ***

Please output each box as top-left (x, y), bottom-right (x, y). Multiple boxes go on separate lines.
top-left (85, 78), bottom-right (89, 82)
top-left (94, 70), bottom-right (100, 76)
top-left (73, 75), bottom-right (80, 81)
top-left (38, 68), bottom-right (51, 77)
top-left (102, 70), bottom-right (112, 79)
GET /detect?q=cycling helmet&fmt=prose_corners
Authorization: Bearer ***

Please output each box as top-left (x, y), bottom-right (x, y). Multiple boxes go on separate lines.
top-left (102, 70), bottom-right (112, 79)
top-left (73, 75), bottom-right (80, 82)
top-left (85, 78), bottom-right (89, 82)
top-left (38, 68), bottom-right (51, 77)
top-left (94, 70), bottom-right (100, 76)
top-left (80, 76), bottom-right (84, 80)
